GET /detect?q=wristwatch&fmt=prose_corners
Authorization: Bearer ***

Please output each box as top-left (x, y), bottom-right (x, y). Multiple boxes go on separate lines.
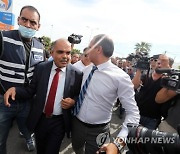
top-left (113, 137), bottom-right (126, 154)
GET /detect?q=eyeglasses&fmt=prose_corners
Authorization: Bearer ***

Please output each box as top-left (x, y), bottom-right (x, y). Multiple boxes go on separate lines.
top-left (20, 16), bottom-right (38, 26)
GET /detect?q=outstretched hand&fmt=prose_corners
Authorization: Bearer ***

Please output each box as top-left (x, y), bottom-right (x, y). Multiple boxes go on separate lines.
top-left (4, 87), bottom-right (16, 107)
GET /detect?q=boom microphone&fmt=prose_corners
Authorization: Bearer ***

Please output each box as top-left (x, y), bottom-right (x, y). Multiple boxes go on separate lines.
top-left (155, 68), bottom-right (173, 74)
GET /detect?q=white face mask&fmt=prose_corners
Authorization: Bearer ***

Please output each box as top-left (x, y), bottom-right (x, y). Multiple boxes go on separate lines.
top-left (18, 25), bottom-right (36, 38)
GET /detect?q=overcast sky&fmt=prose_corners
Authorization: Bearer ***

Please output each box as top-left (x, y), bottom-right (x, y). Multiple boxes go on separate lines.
top-left (13, 0), bottom-right (180, 66)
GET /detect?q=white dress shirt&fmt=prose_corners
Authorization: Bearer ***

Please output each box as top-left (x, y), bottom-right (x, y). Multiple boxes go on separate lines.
top-left (77, 60), bottom-right (140, 138)
top-left (44, 62), bottom-right (66, 115)
top-left (73, 60), bottom-right (93, 71)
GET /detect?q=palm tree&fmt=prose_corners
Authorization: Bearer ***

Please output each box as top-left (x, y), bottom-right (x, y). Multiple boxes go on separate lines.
top-left (134, 42), bottom-right (151, 55)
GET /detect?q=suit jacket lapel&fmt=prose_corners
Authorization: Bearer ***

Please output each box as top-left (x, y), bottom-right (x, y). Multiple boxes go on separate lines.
top-left (64, 64), bottom-right (72, 98)
top-left (40, 61), bottom-right (53, 104)
top-left (62, 64), bottom-right (74, 137)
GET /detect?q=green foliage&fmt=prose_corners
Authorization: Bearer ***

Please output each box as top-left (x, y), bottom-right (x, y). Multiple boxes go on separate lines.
top-left (71, 48), bottom-right (81, 55)
top-left (39, 36), bottom-right (81, 55)
top-left (40, 36), bottom-right (51, 51)
top-left (134, 41), bottom-right (151, 56)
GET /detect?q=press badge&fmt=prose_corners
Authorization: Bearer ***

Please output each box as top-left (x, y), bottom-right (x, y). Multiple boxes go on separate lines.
top-left (34, 54), bottom-right (43, 61)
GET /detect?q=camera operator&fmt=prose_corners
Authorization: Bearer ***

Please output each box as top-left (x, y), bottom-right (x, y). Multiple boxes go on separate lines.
top-left (148, 56), bottom-right (158, 77)
top-left (156, 88), bottom-right (179, 133)
top-left (132, 54), bottom-right (171, 130)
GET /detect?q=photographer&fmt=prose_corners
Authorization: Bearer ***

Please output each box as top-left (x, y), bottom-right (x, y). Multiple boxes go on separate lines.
top-left (156, 84), bottom-right (180, 133)
top-left (132, 54), bottom-right (170, 130)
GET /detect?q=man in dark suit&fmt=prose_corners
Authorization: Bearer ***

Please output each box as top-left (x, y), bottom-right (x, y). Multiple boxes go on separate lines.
top-left (4, 38), bottom-right (83, 154)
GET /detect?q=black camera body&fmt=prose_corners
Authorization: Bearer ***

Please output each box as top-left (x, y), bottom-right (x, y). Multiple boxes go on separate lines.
top-left (126, 52), bottom-right (150, 70)
top-left (127, 123), bottom-right (180, 154)
top-left (155, 68), bottom-right (180, 94)
top-left (135, 57), bottom-right (150, 70)
top-left (68, 34), bottom-right (83, 44)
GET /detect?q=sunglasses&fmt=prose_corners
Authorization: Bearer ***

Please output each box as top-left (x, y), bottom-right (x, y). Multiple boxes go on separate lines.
top-left (150, 59), bottom-right (157, 62)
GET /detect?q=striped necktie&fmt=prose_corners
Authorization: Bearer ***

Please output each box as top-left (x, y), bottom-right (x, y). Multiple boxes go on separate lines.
top-left (73, 66), bottom-right (98, 116)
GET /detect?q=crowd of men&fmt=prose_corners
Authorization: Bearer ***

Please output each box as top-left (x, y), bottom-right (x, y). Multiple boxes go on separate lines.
top-left (110, 54), bottom-right (180, 136)
top-left (0, 5), bottom-right (179, 154)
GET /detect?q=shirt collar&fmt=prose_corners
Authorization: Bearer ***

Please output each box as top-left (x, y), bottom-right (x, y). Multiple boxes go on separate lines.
top-left (96, 60), bottom-right (112, 71)
top-left (52, 62), bottom-right (66, 73)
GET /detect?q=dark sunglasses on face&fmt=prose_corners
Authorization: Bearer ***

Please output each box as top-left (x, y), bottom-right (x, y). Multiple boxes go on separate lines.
top-left (150, 59), bottom-right (157, 62)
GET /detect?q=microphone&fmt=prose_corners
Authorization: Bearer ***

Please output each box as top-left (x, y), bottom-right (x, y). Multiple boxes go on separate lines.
top-left (155, 68), bottom-right (173, 74)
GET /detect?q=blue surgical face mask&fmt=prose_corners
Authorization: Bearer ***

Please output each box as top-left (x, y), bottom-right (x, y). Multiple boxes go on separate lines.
top-left (18, 25), bottom-right (37, 38)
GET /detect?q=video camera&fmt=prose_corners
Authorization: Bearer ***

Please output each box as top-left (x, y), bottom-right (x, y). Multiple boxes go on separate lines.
top-left (155, 68), bottom-right (180, 94)
top-left (126, 51), bottom-right (150, 70)
top-left (68, 34), bottom-right (83, 44)
top-left (127, 123), bottom-right (180, 154)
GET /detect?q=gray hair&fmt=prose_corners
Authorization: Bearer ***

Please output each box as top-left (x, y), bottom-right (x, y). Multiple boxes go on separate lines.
top-left (93, 34), bottom-right (114, 58)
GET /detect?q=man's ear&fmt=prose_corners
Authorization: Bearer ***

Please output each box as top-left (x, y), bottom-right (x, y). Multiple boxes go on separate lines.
top-left (97, 46), bottom-right (102, 54)
top-left (37, 23), bottom-right (41, 31)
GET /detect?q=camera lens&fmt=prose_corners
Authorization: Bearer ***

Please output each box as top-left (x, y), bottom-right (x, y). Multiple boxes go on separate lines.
top-left (127, 124), bottom-right (180, 154)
